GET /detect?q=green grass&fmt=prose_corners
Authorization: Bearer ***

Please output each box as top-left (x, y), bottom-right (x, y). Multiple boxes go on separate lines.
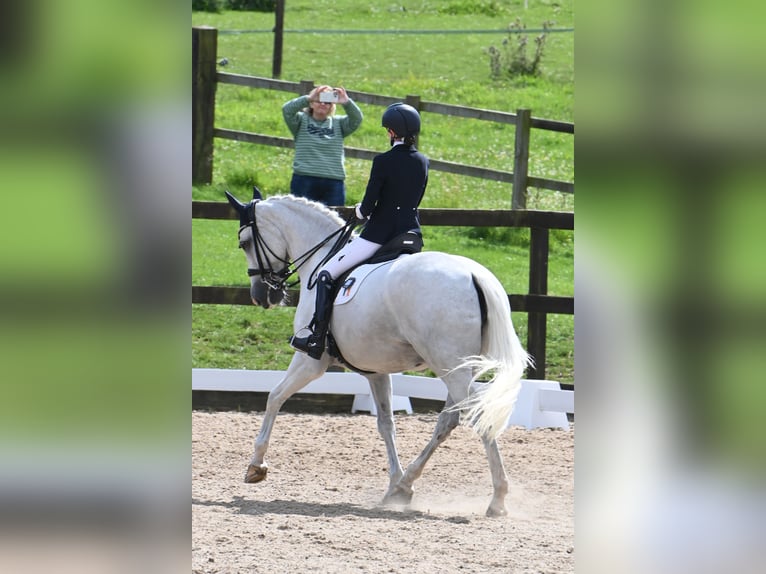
top-left (192, 0), bottom-right (574, 383)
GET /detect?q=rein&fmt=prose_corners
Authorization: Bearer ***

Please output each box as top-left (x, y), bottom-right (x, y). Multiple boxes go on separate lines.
top-left (239, 200), bottom-right (357, 292)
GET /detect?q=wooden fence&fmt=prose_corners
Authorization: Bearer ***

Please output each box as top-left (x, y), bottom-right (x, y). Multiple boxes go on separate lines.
top-left (192, 26), bottom-right (574, 209)
top-left (191, 26), bottom-right (574, 380)
top-left (193, 203), bottom-right (573, 380)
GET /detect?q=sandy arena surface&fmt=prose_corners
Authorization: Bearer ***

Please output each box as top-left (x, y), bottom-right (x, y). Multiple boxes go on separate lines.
top-left (192, 410), bottom-right (574, 573)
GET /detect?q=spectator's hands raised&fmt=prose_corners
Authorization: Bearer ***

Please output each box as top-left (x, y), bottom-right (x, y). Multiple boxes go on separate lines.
top-left (334, 86), bottom-right (349, 104)
top-left (309, 85), bottom-right (331, 102)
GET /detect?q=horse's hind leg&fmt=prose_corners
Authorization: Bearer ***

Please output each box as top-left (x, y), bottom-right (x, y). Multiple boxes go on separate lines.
top-left (245, 354), bottom-right (328, 483)
top-left (383, 396), bottom-right (460, 507)
top-left (481, 436), bottom-right (510, 517)
top-left (365, 374), bottom-right (404, 496)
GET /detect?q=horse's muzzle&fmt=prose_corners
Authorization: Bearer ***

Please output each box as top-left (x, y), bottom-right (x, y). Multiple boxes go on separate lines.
top-left (250, 282), bottom-right (269, 309)
top-left (250, 282), bottom-right (283, 309)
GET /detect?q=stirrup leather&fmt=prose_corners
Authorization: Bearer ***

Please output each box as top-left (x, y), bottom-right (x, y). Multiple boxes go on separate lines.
top-left (290, 270), bottom-right (335, 360)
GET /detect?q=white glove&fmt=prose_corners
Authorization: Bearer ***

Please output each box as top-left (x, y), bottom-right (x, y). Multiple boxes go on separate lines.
top-left (355, 203), bottom-right (368, 221)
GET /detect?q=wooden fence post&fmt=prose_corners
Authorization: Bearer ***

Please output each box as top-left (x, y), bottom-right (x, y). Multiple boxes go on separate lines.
top-left (404, 95), bottom-right (422, 147)
top-left (298, 79), bottom-right (315, 96)
top-left (273, 0), bottom-right (285, 79)
top-left (192, 26), bottom-right (218, 185)
top-left (527, 226), bottom-right (549, 379)
top-left (512, 108), bottom-right (531, 210)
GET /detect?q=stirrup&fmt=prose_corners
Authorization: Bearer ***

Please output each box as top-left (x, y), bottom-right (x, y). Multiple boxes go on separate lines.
top-left (289, 332), bottom-right (324, 360)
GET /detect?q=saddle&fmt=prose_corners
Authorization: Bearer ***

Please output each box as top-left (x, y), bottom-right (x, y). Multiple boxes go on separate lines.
top-left (327, 229), bottom-right (423, 298)
top-left (325, 230), bottom-right (423, 373)
top-left (365, 229), bottom-right (423, 264)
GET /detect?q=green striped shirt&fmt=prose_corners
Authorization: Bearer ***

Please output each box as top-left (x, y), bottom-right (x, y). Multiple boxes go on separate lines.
top-left (282, 95), bottom-right (363, 181)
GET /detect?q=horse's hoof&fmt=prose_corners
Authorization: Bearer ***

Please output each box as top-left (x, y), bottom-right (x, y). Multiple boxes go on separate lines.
top-left (382, 486), bottom-right (413, 507)
top-left (485, 504), bottom-right (508, 518)
top-left (245, 464), bottom-right (268, 483)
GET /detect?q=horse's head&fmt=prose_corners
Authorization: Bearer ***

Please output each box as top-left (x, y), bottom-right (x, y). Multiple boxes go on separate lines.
top-left (225, 188), bottom-right (288, 309)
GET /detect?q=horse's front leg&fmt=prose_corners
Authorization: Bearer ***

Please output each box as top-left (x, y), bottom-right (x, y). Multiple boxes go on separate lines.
top-left (245, 353), bottom-right (329, 483)
top-left (365, 374), bottom-right (404, 496)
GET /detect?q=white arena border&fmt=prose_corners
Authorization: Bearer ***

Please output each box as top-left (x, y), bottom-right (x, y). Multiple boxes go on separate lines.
top-left (192, 369), bottom-right (573, 431)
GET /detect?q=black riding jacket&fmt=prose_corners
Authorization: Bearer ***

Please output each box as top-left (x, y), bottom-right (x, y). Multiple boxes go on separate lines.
top-left (358, 143), bottom-right (429, 244)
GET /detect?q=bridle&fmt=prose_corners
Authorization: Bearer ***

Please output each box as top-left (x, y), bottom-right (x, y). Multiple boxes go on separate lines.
top-left (238, 200), bottom-right (292, 292)
top-left (238, 199), bottom-right (357, 292)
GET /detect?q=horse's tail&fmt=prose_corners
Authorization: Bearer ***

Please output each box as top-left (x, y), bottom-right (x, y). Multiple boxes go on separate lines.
top-left (451, 271), bottom-right (533, 440)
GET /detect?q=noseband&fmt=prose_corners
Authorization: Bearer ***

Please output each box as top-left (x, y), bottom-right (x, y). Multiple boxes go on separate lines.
top-left (238, 199), bottom-right (357, 291)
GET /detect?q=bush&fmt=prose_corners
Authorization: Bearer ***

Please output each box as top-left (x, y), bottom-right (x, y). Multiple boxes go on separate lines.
top-left (192, 0), bottom-right (221, 13)
top-left (488, 19), bottom-right (552, 79)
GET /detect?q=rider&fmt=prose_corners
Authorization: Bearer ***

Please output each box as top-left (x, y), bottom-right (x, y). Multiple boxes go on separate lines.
top-left (290, 102), bottom-right (430, 360)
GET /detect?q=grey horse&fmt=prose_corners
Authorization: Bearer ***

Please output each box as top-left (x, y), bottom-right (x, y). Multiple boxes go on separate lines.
top-left (226, 191), bottom-right (531, 517)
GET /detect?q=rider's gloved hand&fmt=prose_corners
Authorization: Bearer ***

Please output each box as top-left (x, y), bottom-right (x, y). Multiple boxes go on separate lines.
top-left (354, 203), bottom-right (368, 221)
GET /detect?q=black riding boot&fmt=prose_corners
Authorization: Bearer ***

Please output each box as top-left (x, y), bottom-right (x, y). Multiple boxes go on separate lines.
top-left (289, 271), bottom-right (335, 360)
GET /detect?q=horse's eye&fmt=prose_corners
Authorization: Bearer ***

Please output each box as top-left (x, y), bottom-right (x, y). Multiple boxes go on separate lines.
top-left (238, 240), bottom-right (247, 249)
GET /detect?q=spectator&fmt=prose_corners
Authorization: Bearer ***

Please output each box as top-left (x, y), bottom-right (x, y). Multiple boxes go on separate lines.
top-left (282, 85), bottom-right (363, 206)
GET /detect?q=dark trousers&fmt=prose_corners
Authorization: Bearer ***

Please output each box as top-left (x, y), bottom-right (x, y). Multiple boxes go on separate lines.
top-left (290, 174), bottom-right (345, 207)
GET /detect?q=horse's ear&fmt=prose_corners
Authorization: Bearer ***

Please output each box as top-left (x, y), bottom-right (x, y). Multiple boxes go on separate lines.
top-left (225, 190), bottom-right (248, 214)
top-left (252, 186), bottom-right (262, 201)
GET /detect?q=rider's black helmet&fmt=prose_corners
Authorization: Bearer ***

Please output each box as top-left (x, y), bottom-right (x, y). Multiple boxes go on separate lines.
top-left (381, 103), bottom-right (421, 138)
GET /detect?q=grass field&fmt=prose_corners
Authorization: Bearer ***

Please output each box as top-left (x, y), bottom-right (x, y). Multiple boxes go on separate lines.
top-left (192, 0), bottom-right (574, 383)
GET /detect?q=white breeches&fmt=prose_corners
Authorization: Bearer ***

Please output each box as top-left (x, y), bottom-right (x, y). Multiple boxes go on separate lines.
top-left (321, 236), bottom-right (382, 280)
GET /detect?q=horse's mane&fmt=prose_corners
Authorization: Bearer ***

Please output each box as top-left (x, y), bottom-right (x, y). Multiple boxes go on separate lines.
top-left (265, 194), bottom-right (346, 227)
